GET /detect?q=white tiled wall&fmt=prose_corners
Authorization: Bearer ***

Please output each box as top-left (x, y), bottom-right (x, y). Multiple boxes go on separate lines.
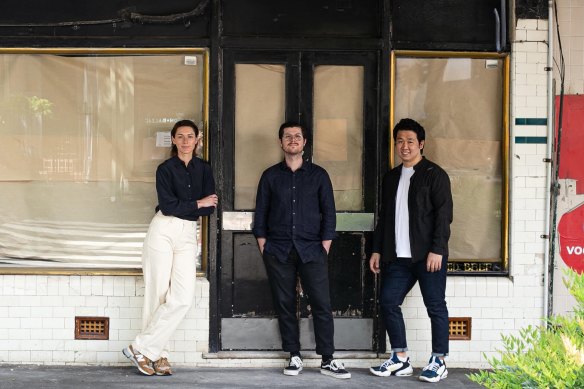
top-left (0, 275), bottom-right (209, 365)
top-left (554, 0), bottom-right (584, 94)
top-left (0, 274), bottom-right (374, 369)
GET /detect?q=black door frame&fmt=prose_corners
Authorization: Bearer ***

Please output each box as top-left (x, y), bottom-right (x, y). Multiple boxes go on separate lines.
top-left (208, 2), bottom-right (391, 354)
top-left (214, 48), bottom-right (387, 352)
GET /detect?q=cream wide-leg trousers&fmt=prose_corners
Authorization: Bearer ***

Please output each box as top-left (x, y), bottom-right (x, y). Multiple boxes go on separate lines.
top-left (132, 211), bottom-right (198, 362)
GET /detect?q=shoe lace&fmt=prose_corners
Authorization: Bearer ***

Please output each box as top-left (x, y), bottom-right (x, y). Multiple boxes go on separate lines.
top-left (129, 346), bottom-right (149, 363)
top-left (329, 360), bottom-right (345, 370)
top-left (424, 358), bottom-right (442, 372)
top-left (290, 356), bottom-right (302, 368)
top-left (381, 354), bottom-right (399, 369)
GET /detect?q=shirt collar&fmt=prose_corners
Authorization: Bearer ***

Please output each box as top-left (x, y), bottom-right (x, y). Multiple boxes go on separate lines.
top-left (279, 159), bottom-right (311, 172)
top-left (412, 156), bottom-right (427, 170)
top-left (170, 155), bottom-right (196, 168)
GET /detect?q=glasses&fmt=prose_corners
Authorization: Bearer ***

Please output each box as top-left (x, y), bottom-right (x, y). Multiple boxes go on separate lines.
top-left (283, 134), bottom-right (303, 142)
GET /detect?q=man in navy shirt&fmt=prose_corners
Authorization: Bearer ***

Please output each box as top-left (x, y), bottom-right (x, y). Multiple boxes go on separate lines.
top-left (253, 122), bottom-right (350, 380)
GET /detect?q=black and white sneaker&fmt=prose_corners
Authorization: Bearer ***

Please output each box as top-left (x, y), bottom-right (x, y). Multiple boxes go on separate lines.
top-left (419, 356), bottom-right (448, 383)
top-left (320, 359), bottom-right (351, 379)
top-left (370, 352), bottom-right (413, 377)
top-left (283, 355), bottom-right (303, 376)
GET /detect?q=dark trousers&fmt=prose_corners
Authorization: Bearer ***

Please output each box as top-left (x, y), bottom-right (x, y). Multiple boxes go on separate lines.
top-left (380, 256), bottom-right (449, 356)
top-left (263, 248), bottom-right (335, 356)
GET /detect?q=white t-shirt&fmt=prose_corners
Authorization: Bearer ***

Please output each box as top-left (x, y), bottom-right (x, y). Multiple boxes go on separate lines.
top-left (395, 166), bottom-right (414, 258)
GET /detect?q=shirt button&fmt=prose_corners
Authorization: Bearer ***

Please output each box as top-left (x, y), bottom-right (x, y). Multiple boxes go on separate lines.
top-left (188, 185), bottom-right (191, 187)
top-left (293, 200), bottom-right (295, 202)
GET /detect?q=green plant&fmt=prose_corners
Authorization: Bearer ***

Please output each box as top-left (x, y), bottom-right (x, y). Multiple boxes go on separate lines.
top-left (27, 95), bottom-right (53, 115)
top-left (469, 270), bottom-right (584, 388)
top-left (0, 94), bottom-right (53, 116)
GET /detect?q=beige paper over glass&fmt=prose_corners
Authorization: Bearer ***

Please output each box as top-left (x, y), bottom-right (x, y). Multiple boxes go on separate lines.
top-left (313, 65), bottom-right (364, 211)
top-left (394, 56), bottom-right (505, 263)
top-left (0, 51), bottom-right (206, 271)
top-left (234, 64), bottom-right (286, 210)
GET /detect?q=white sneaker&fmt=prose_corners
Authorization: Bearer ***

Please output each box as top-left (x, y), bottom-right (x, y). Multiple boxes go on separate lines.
top-left (283, 355), bottom-right (303, 376)
top-left (320, 359), bottom-right (351, 379)
top-left (369, 352), bottom-right (413, 377)
top-left (419, 356), bottom-right (448, 383)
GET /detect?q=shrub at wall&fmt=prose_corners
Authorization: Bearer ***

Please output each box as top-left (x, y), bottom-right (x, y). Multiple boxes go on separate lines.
top-left (469, 270), bottom-right (584, 388)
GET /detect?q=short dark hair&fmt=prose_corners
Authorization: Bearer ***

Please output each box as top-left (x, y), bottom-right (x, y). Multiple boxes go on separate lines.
top-left (392, 118), bottom-right (426, 143)
top-left (170, 119), bottom-right (199, 157)
top-left (278, 121), bottom-right (308, 140)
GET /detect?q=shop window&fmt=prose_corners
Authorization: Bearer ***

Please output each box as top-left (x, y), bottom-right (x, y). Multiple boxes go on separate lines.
top-left (391, 51), bottom-right (509, 274)
top-left (0, 49), bottom-right (209, 274)
top-left (313, 65), bottom-right (364, 211)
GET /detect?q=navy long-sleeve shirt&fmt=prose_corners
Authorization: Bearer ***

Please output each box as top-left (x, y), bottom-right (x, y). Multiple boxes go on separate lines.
top-left (252, 160), bottom-right (337, 263)
top-left (155, 156), bottom-right (216, 221)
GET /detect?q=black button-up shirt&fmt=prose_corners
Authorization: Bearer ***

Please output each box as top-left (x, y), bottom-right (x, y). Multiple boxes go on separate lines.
top-left (253, 160), bottom-right (337, 263)
top-left (155, 156), bottom-right (216, 221)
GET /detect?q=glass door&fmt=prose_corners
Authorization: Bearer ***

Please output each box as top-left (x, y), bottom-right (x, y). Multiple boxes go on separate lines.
top-left (219, 50), bottom-right (381, 352)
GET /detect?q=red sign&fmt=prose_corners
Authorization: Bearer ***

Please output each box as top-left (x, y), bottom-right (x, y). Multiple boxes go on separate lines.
top-left (558, 203), bottom-right (584, 274)
top-left (556, 95), bottom-right (584, 194)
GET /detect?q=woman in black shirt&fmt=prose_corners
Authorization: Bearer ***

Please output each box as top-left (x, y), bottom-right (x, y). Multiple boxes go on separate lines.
top-left (123, 120), bottom-right (217, 376)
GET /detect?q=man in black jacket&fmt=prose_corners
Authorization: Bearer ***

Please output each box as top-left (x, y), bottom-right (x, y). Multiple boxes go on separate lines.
top-left (369, 118), bottom-right (453, 383)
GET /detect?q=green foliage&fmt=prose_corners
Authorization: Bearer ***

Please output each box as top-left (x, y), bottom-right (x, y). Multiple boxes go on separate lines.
top-left (0, 94), bottom-right (53, 116)
top-left (27, 95), bottom-right (53, 115)
top-left (469, 270), bottom-right (584, 388)
top-left (567, 269), bottom-right (584, 318)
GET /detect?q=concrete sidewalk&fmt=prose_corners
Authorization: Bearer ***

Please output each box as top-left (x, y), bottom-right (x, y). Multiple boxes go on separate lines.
top-left (0, 364), bottom-right (482, 389)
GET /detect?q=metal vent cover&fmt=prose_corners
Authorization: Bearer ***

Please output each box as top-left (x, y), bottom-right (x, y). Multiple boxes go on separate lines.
top-left (75, 316), bottom-right (109, 340)
top-left (449, 317), bottom-right (471, 340)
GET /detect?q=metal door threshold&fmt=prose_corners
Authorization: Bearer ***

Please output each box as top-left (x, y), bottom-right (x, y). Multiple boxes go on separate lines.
top-left (203, 351), bottom-right (385, 360)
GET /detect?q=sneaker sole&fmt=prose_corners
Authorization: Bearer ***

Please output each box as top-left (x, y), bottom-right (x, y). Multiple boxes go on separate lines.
top-left (370, 362), bottom-right (411, 377)
top-left (394, 365), bottom-right (414, 377)
top-left (283, 367), bottom-right (302, 376)
top-left (122, 347), bottom-right (155, 376)
top-left (155, 370), bottom-right (173, 376)
top-left (320, 369), bottom-right (351, 379)
top-left (419, 370), bottom-right (448, 383)
top-left (369, 368), bottom-right (392, 377)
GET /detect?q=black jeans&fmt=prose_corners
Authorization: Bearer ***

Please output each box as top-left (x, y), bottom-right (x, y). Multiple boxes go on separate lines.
top-left (263, 248), bottom-right (334, 356)
top-left (380, 256), bottom-right (449, 356)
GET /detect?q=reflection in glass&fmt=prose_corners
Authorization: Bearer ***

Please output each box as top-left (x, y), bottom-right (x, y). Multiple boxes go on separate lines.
top-left (0, 53), bottom-right (205, 269)
top-left (234, 64), bottom-right (286, 210)
top-left (394, 57), bottom-right (504, 262)
top-left (313, 65), bottom-right (364, 211)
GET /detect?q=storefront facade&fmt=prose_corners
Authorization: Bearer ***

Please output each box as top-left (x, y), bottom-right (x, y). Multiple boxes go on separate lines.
top-left (1, 0), bottom-right (579, 369)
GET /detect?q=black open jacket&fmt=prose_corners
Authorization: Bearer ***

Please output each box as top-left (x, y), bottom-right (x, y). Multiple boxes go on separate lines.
top-left (372, 157), bottom-right (453, 263)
